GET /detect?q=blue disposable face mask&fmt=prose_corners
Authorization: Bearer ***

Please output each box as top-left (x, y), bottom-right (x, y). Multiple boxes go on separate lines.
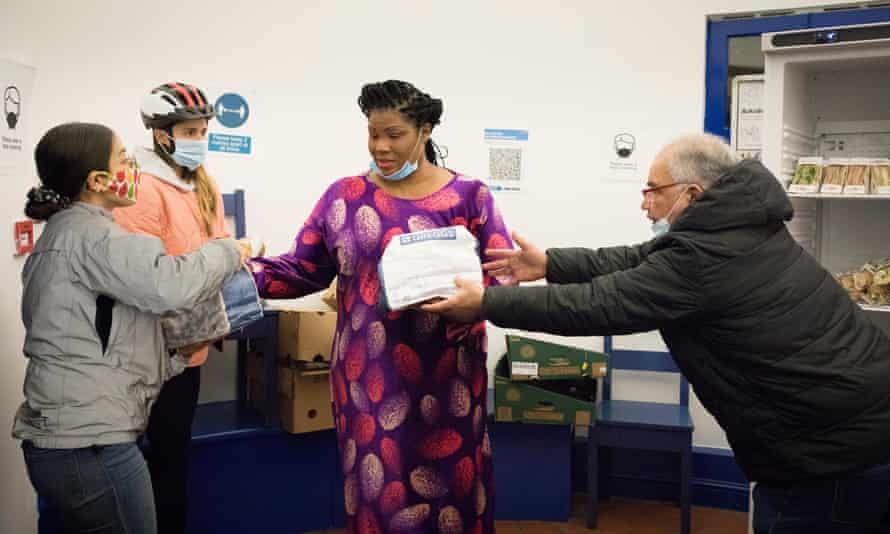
top-left (164, 133), bottom-right (207, 171)
top-left (651, 218), bottom-right (670, 238)
top-left (651, 185), bottom-right (689, 238)
top-left (370, 131), bottom-right (425, 182)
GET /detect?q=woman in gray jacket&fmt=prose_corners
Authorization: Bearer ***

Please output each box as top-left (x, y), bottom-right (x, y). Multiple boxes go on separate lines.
top-left (13, 122), bottom-right (247, 534)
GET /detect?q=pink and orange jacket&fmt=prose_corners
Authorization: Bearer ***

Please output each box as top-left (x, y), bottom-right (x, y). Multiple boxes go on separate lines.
top-left (114, 146), bottom-right (230, 366)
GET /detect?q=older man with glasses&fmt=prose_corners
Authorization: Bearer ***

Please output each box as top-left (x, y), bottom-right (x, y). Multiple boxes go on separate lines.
top-left (424, 133), bottom-right (890, 534)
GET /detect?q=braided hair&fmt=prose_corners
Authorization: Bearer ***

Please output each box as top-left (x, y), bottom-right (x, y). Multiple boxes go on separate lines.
top-left (358, 80), bottom-right (446, 165)
top-left (26, 122), bottom-right (113, 220)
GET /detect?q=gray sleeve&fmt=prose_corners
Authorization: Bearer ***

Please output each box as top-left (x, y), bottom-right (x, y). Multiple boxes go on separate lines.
top-left (73, 228), bottom-right (242, 315)
top-left (546, 241), bottom-right (654, 284)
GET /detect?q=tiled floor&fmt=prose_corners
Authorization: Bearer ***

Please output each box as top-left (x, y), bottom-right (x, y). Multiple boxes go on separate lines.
top-left (307, 495), bottom-right (748, 533)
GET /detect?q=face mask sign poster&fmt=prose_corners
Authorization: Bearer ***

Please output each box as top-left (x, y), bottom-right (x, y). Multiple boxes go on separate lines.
top-left (2, 59), bottom-right (37, 256)
top-left (1, 59), bottom-right (34, 172)
top-left (605, 131), bottom-right (641, 182)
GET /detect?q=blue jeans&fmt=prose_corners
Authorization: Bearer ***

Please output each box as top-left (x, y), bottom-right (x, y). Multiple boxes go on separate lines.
top-left (753, 466), bottom-right (890, 534)
top-left (23, 441), bottom-right (156, 534)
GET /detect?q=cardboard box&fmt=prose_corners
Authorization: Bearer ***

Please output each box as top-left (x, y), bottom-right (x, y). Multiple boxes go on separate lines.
top-left (533, 377), bottom-right (598, 403)
top-left (244, 347), bottom-right (335, 433)
top-left (278, 310), bottom-right (337, 362)
top-left (494, 355), bottom-right (595, 426)
top-left (505, 335), bottom-right (608, 381)
top-left (278, 363), bottom-right (334, 434)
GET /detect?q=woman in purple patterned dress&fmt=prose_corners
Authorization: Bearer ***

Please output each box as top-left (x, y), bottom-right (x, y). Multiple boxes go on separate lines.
top-left (249, 80), bottom-right (512, 534)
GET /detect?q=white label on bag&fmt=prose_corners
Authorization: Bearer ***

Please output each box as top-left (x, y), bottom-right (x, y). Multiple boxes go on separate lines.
top-left (876, 186), bottom-right (890, 195)
top-left (789, 184), bottom-right (819, 193)
top-left (399, 227), bottom-right (457, 245)
top-left (511, 362), bottom-right (539, 377)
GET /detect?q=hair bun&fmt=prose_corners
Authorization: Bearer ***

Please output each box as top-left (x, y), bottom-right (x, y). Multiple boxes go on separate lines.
top-left (27, 185), bottom-right (70, 207)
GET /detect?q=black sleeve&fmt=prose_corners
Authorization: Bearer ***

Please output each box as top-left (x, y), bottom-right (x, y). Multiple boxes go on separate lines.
top-left (485, 244), bottom-right (701, 336)
top-left (546, 241), bottom-right (654, 284)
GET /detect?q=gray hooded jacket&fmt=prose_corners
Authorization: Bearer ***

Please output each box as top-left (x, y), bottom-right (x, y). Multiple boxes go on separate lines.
top-left (13, 202), bottom-right (241, 448)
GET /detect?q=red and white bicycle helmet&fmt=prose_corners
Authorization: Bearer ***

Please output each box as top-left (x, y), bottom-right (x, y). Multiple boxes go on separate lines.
top-left (140, 82), bottom-right (216, 130)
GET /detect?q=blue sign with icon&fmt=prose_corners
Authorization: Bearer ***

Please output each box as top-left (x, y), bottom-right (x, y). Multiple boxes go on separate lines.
top-left (215, 93), bottom-right (250, 129)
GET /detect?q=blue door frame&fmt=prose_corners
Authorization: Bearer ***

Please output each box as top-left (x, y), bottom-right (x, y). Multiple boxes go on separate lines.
top-left (704, 7), bottom-right (890, 141)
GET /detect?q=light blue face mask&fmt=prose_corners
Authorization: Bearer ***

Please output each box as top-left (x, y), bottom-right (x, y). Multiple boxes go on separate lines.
top-left (651, 218), bottom-right (670, 238)
top-left (651, 185), bottom-right (688, 238)
top-left (370, 131), bottom-right (425, 182)
top-left (164, 134), bottom-right (207, 171)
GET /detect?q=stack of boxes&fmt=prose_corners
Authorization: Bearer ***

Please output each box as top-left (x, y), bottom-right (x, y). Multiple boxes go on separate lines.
top-left (494, 334), bottom-right (608, 427)
top-left (246, 315), bottom-right (609, 433)
top-left (247, 309), bottom-right (338, 434)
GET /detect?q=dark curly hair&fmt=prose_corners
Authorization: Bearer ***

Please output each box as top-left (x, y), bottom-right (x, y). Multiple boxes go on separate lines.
top-left (358, 80), bottom-right (445, 164)
top-left (26, 122), bottom-right (113, 220)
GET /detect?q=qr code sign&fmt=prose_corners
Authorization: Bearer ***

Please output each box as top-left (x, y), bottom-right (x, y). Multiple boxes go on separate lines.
top-left (489, 147), bottom-right (522, 181)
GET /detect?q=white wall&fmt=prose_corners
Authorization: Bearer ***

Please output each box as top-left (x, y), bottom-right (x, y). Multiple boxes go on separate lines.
top-left (0, 1), bottom-right (852, 530)
top-left (0, 62), bottom-right (40, 534)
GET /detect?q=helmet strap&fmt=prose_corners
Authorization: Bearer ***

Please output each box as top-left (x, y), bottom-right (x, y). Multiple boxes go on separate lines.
top-left (157, 127), bottom-right (176, 155)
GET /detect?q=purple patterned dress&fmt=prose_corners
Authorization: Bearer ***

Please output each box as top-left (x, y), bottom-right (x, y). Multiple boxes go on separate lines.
top-left (250, 172), bottom-right (512, 534)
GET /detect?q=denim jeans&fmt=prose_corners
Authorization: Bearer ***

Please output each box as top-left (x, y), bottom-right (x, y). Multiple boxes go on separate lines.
top-left (23, 441), bottom-right (156, 534)
top-left (753, 465), bottom-right (890, 534)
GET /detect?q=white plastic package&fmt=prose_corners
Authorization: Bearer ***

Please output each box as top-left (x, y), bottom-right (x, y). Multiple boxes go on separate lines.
top-left (378, 226), bottom-right (482, 311)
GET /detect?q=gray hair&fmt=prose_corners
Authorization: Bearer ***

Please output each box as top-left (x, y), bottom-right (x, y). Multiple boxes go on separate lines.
top-left (662, 133), bottom-right (739, 189)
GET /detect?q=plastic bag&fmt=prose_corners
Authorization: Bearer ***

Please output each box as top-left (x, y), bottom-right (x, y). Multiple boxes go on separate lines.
top-left (789, 157), bottom-right (823, 193)
top-left (871, 159), bottom-right (890, 195)
top-left (378, 226), bottom-right (482, 311)
top-left (843, 159), bottom-right (870, 195)
top-left (820, 159), bottom-right (848, 194)
top-left (161, 266), bottom-right (263, 349)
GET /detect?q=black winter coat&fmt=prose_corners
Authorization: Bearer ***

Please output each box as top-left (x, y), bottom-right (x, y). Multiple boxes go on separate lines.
top-left (483, 160), bottom-right (890, 483)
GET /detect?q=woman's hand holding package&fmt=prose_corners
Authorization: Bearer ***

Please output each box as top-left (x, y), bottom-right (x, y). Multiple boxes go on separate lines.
top-left (236, 239), bottom-right (252, 265)
top-left (236, 237), bottom-right (266, 264)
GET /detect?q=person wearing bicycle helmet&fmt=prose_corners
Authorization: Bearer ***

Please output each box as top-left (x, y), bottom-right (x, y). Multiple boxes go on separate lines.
top-left (113, 82), bottom-right (228, 534)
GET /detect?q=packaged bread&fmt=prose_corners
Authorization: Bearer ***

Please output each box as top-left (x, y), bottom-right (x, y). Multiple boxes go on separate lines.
top-left (789, 157), bottom-right (823, 193)
top-left (843, 158), bottom-right (869, 195)
top-left (820, 159), bottom-right (848, 194)
top-left (870, 159), bottom-right (890, 195)
top-left (871, 260), bottom-right (890, 287)
top-left (865, 285), bottom-right (890, 306)
top-left (835, 272), bottom-right (856, 291)
top-left (836, 259), bottom-right (890, 307)
top-left (853, 270), bottom-right (873, 292)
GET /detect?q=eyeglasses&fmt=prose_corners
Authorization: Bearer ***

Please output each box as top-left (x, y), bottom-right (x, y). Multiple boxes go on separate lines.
top-left (641, 182), bottom-right (681, 198)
